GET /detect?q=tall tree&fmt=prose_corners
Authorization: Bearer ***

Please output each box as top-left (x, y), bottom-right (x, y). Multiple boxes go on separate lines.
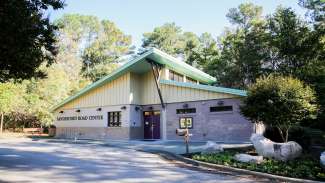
top-left (142, 23), bottom-right (185, 56)
top-left (192, 33), bottom-right (219, 70)
top-left (299, 0), bottom-right (325, 33)
top-left (206, 3), bottom-right (267, 88)
top-left (55, 14), bottom-right (133, 82)
top-left (0, 0), bottom-right (64, 82)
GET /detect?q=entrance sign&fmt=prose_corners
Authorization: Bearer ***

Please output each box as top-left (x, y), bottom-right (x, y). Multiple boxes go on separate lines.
top-left (57, 115), bottom-right (103, 121)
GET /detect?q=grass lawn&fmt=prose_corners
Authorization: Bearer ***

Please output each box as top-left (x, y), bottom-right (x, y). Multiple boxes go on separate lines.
top-left (192, 149), bottom-right (325, 181)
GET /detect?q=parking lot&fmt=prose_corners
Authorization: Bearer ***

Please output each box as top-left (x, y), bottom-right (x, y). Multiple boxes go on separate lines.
top-left (0, 137), bottom-right (270, 183)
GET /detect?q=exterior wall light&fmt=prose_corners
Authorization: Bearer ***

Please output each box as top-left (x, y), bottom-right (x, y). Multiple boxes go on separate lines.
top-left (121, 106), bottom-right (127, 110)
top-left (97, 108), bottom-right (102, 111)
top-left (76, 109), bottom-right (81, 112)
top-left (217, 100), bottom-right (224, 106)
top-left (148, 106), bottom-right (153, 110)
top-left (183, 103), bottom-right (189, 108)
top-left (135, 106), bottom-right (141, 111)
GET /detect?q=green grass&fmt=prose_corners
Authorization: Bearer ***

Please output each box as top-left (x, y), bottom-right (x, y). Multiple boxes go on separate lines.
top-left (192, 150), bottom-right (325, 181)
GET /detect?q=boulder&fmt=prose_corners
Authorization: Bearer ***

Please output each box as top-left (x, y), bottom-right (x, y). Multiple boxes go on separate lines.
top-left (321, 152), bottom-right (325, 169)
top-left (201, 141), bottom-right (224, 154)
top-left (234, 154), bottom-right (264, 164)
top-left (250, 133), bottom-right (302, 161)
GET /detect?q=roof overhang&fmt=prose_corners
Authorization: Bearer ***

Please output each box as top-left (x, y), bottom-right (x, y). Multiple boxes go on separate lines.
top-left (51, 48), bottom-right (217, 111)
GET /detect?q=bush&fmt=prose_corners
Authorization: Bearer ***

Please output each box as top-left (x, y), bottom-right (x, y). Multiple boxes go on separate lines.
top-left (240, 75), bottom-right (318, 142)
top-left (192, 150), bottom-right (325, 181)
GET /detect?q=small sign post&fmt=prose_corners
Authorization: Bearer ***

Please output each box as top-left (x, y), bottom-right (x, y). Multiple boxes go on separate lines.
top-left (176, 127), bottom-right (192, 156)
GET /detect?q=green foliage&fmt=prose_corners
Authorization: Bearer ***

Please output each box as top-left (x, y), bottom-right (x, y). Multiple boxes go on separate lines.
top-left (55, 14), bottom-right (133, 82)
top-left (0, 83), bottom-right (23, 114)
top-left (240, 75), bottom-right (318, 142)
top-left (142, 23), bottom-right (185, 55)
top-left (299, 0), bottom-right (325, 32)
top-left (192, 151), bottom-right (325, 180)
top-left (204, 3), bottom-right (267, 89)
top-left (0, 0), bottom-right (64, 82)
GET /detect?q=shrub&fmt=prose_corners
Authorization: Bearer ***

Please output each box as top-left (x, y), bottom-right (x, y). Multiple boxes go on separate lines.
top-left (240, 75), bottom-right (318, 142)
top-left (192, 151), bottom-right (325, 181)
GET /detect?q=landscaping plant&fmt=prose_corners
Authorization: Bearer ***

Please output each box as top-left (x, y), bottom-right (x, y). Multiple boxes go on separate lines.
top-left (240, 75), bottom-right (319, 142)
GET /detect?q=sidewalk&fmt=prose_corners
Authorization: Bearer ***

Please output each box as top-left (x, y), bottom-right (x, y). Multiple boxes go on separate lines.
top-left (43, 137), bottom-right (252, 154)
top-left (101, 140), bottom-right (252, 154)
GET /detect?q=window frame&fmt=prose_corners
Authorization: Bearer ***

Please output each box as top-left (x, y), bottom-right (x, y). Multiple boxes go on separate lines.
top-left (209, 106), bottom-right (233, 113)
top-left (186, 77), bottom-right (197, 84)
top-left (176, 108), bottom-right (196, 114)
top-left (169, 70), bottom-right (184, 82)
top-left (108, 111), bottom-right (122, 127)
top-left (179, 117), bottom-right (193, 129)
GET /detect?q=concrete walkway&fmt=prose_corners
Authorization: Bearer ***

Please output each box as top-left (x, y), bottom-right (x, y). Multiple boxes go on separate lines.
top-left (0, 138), bottom-right (269, 183)
top-left (100, 140), bottom-right (252, 154)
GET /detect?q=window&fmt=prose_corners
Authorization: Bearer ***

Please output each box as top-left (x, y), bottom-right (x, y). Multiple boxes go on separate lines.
top-left (199, 82), bottom-right (208, 85)
top-left (108, 111), bottom-right (121, 127)
top-left (179, 117), bottom-right (193, 129)
top-left (176, 108), bottom-right (196, 114)
top-left (186, 77), bottom-right (197, 84)
top-left (210, 106), bottom-right (233, 112)
top-left (169, 70), bottom-right (183, 82)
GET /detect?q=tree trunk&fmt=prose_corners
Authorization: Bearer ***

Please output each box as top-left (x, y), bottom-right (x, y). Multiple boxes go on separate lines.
top-left (0, 112), bottom-right (4, 133)
top-left (284, 129), bottom-right (289, 142)
top-left (276, 126), bottom-right (286, 142)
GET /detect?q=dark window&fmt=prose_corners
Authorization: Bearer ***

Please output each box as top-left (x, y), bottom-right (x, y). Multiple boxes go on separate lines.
top-left (179, 117), bottom-right (193, 129)
top-left (186, 77), bottom-right (197, 84)
top-left (169, 70), bottom-right (183, 82)
top-left (108, 111), bottom-right (121, 127)
top-left (176, 108), bottom-right (196, 114)
top-left (210, 106), bottom-right (233, 112)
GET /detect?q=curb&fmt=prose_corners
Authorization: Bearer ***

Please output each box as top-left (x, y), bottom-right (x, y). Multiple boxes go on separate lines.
top-left (150, 150), bottom-right (324, 183)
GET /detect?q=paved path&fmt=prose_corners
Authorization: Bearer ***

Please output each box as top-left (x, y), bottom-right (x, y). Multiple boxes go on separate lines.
top-left (0, 138), bottom-right (272, 183)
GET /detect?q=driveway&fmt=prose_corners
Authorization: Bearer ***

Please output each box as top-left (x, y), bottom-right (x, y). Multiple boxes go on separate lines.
top-left (0, 138), bottom-right (271, 183)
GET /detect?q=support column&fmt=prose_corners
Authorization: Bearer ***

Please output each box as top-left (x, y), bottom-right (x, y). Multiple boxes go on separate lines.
top-left (161, 107), bottom-right (167, 140)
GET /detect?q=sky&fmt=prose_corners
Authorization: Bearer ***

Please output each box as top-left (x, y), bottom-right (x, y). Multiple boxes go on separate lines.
top-left (49, 0), bottom-right (307, 48)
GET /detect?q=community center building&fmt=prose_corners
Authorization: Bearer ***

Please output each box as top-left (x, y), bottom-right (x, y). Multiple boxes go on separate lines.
top-left (52, 48), bottom-right (254, 142)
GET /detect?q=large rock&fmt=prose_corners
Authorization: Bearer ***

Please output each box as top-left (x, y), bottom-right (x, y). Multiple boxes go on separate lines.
top-left (250, 133), bottom-right (302, 161)
top-left (201, 141), bottom-right (224, 154)
top-left (321, 152), bottom-right (325, 169)
top-left (234, 154), bottom-right (263, 164)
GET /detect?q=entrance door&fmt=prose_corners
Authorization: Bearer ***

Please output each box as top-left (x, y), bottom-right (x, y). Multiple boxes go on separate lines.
top-left (143, 111), bottom-right (160, 139)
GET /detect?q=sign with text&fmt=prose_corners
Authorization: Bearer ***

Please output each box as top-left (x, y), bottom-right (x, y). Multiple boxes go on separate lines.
top-left (57, 115), bottom-right (103, 121)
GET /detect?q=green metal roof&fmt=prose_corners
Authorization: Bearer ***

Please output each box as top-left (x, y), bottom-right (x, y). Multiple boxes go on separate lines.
top-left (160, 79), bottom-right (247, 96)
top-left (51, 48), bottom-right (217, 111)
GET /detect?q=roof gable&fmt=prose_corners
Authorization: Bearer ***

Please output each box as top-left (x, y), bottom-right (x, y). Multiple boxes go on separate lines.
top-left (52, 48), bottom-right (245, 111)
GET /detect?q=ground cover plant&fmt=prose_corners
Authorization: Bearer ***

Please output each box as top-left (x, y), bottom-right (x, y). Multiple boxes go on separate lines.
top-left (192, 150), bottom-right (325, 181)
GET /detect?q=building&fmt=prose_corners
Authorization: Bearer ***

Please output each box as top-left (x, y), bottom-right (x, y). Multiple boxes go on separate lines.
top-left (52, 48), bottom-right (254, 142)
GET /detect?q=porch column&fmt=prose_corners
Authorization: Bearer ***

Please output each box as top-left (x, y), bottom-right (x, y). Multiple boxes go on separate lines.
top-left (161, 107), bottom-right (167, 140)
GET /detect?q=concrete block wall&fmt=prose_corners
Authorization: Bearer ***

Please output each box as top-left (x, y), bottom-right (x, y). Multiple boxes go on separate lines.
top-left (165, 98), bottom-right (253, 142)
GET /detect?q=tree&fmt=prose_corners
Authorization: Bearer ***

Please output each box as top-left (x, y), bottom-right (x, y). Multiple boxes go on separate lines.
top-left (0, 0), bottom-right (64, 82)
top-left (142, 23), bottom-right (185, 56)
top-left (206, 3), bottom-right (267, 88)
top-left (56, 14), bottom-right (133, 82)
top-left (183, 32), bottom-right (200, 66)
top-left (82, 20), bottom-right (132, 80)
top-left (0, 83), bottom-right (23, 132)
top-left (267, 7), bottom-right (325, 129)
top-left (192, 33), bottom-right (219, 70)
top-left (240, 75), bottom-right (318, 142)
top-left (299, 0), bottom-right (325, 33)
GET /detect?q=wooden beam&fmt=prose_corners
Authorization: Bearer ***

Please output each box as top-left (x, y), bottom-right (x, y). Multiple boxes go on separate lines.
top-left (147, 59), bottom-right (165, 109)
